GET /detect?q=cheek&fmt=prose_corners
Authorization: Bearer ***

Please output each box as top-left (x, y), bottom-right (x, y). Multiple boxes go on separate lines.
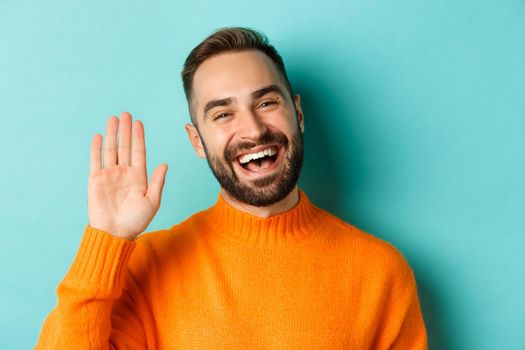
top-left (202, 130), bottom-right (232, 158)
top-left (274, 109), bottom-right (300, 130)
top-left (277, 120), bottom-right (300, 137)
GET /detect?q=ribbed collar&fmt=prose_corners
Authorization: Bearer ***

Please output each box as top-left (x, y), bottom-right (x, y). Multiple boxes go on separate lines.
top-left (206, 189), bottom-right (321, 248)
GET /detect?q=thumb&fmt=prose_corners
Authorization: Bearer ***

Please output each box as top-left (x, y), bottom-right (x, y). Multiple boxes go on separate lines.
top-left (146, 163), bottom-right (168, 207)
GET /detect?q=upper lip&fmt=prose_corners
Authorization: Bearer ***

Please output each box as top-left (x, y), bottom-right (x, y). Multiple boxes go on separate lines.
top-left (235, 144), bottom-right (280, 159)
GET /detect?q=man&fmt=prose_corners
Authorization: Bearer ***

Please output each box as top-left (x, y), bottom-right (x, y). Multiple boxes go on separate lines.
top-left (36, 27), bottom-right (427, 349)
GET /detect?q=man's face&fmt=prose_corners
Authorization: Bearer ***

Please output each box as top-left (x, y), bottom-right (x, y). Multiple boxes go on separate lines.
top-left (185, 50), bottom-right (305, 207)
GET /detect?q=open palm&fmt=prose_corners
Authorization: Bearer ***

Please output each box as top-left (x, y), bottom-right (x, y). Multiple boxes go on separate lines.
top-left (88, 112), bottom-right (168, 240)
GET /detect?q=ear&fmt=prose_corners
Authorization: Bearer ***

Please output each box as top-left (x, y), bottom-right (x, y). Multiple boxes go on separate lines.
top-left (185, 123), bottom-right (207, 159)
top-left (293, 94), bottom-right (305, 133)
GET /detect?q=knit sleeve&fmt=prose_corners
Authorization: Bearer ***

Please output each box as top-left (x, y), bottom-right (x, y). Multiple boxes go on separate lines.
top-left (379, 254), bottom-right (428, 350)
top-left (34, 225), bottom-right (150, 349)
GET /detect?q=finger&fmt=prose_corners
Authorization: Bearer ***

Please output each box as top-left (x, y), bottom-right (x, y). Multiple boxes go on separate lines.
top-left (131, 120), bottom-right (146, 169)
top-left (146, 164), bottom-right (168, 207)
top-left (117, 112), bottom-right (132, 166)
top-left (90, 134), bottom-right (102, 174)
top-left (104, 116), bottom-right (119, 168)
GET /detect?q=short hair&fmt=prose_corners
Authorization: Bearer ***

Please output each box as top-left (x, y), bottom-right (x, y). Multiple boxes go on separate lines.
top-left (181, 27), bottom-right (294, 125)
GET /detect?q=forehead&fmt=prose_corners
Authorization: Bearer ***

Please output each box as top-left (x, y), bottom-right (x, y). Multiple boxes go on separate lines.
top-left (192, 50), bottom-right (287, 112)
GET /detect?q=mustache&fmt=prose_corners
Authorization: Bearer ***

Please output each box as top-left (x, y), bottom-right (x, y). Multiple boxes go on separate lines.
top-left (224, 130), bottom-right (289, 162)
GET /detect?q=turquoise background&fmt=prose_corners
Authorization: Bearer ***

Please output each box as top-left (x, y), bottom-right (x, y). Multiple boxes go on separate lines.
top-left (1, 0), bottom-right (524, 348)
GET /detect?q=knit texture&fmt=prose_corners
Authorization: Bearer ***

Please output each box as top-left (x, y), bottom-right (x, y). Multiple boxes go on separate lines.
top-left (36, 189), bottom-right (427, 349)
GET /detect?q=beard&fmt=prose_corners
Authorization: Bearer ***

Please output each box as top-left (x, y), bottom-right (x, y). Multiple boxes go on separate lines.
top-left (201, 122), bottom-right (304, 207)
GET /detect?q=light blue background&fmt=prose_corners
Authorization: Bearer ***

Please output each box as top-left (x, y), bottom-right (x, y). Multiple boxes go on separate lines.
top-left (1, 0), bottom-right (524, 348)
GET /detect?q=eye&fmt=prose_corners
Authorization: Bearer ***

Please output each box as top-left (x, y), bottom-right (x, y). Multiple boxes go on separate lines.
top-left (259, 99), bottom-right (278, 108)
top-left (213, 112), bottom-right (230, 121)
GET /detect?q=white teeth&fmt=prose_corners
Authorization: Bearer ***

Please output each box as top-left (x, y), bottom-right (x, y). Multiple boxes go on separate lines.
top-left (238, 147), bottom-right (277, 164)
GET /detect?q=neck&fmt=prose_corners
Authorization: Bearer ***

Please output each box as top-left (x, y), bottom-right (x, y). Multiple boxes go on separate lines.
top-left (219, 186), bottom-right (300, 218)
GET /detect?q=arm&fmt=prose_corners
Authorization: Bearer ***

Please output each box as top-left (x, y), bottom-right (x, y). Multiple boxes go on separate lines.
top-left (388, 266), bottom-right (428, 350)
top-left (35, 226), bottom-right (143, 349)
top-left (36, 112), bottom-right (167, 348)
top-left (372, 253), bottom-right (428, 350)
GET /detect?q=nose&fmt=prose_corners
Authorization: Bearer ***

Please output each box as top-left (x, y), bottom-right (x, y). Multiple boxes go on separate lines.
top-left (237, 109), bottom-right (268, 141)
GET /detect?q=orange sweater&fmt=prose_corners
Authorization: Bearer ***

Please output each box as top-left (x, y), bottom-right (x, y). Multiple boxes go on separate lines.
top-left (36, 189), bottom-right (427, 349)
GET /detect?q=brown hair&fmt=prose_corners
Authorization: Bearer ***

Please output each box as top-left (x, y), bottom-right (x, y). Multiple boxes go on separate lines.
top-left (181, 27), bottom-right (294, 124)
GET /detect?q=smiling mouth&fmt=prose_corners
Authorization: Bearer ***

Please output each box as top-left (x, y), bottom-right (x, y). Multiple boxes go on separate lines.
top-left (237, 145), bottom-right (279, 172)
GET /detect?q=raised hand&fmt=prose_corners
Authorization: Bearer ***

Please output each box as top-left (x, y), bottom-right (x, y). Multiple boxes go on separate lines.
top-left (88, 112), bottom-right (168, 240)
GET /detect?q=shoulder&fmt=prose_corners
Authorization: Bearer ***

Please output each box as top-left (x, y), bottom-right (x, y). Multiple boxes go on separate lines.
top-left (313, 205), bottom-right (414, 277)
top-left (128, 208), bottom-right (212, 266)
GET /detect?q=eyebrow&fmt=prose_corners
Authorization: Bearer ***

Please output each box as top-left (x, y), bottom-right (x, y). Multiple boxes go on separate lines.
top-left (203, 97), bottom-right (233, 116)
top-left (203, 84), bottom-right (286, 118)
top-left (252, 84), bottom-right (285, 100)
